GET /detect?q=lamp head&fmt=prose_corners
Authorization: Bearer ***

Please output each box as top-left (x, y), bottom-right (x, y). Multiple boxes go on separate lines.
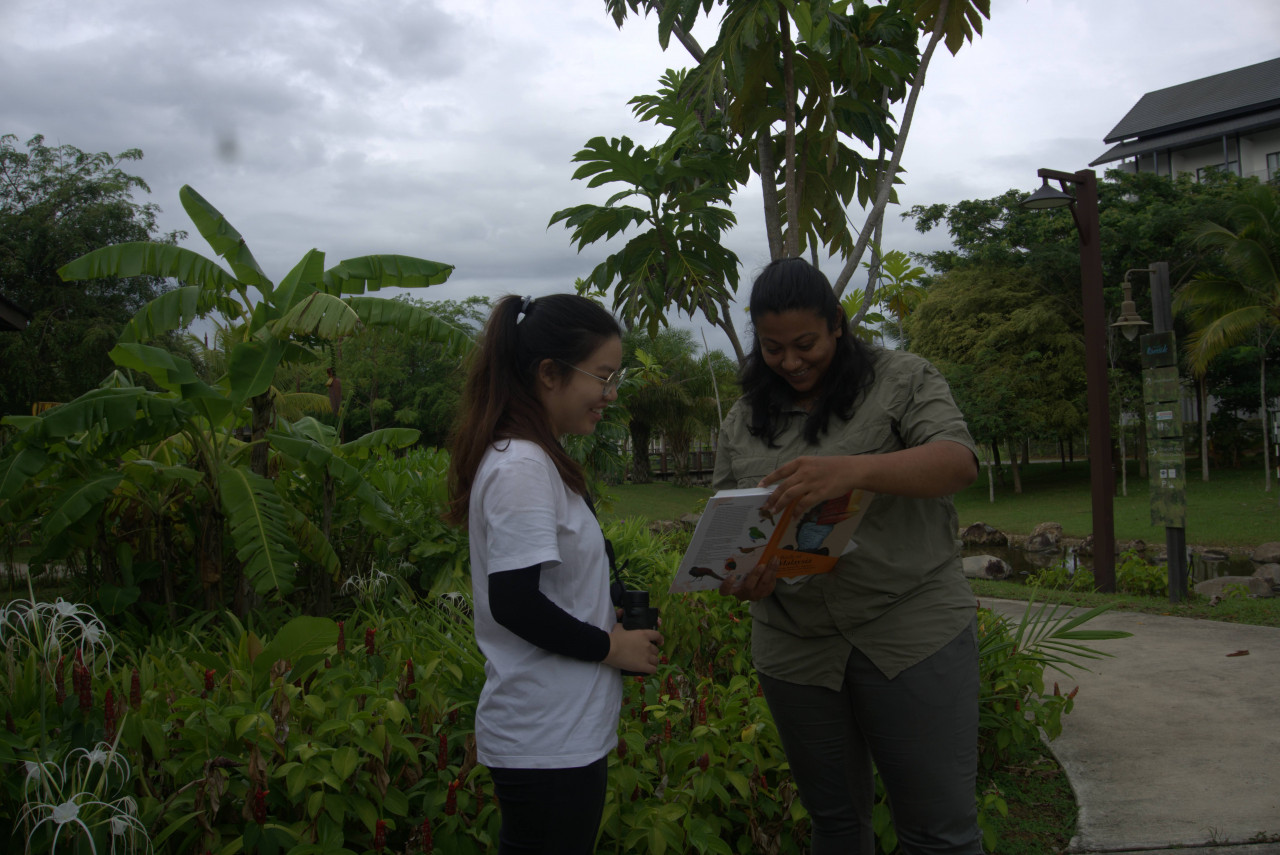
top-left (1022, 179), bottom-right (1076, 210)
top-left (1112, 279), bottom-right (1149, 341)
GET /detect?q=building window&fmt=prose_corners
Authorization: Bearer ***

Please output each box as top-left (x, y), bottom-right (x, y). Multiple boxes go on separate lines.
top-left (1197, 162), bottom-right (1238, 182)
top-left (1268, 152), bottom-right (1280, 183)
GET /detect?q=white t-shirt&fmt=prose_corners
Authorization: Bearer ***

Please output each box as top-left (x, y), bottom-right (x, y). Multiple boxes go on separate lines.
top-left (468, 439), bottom-right (622, 769)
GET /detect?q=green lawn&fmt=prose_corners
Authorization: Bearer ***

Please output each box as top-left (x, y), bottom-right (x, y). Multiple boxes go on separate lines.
top-left (955, 460), bottom-right (1279, 548)
top-left (605, 461), bottom-right (1280, 549)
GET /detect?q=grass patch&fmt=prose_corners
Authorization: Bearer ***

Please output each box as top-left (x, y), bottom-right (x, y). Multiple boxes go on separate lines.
top-left (603, 463), bottom-right (1280, 549)
top-left (956, 461), bottom-right (1279, 548)
top-left (978, 743), bottom-right (1076, 855)
top-left (971, 579), bottom-right (1280, 628)
top-left (604, 481), bottom-right (714, 522)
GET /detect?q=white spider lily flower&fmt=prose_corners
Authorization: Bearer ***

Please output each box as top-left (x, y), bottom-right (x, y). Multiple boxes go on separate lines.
top-left (19, 749), bottom-right (150, 855)
top-left (0, 598), bottom-right (114, 671)
top-left (339, 567), bottom-right (394, 600)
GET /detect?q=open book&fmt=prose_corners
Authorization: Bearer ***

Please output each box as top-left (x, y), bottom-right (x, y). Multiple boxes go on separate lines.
top-left (669, 487), bottom-right (874, 593)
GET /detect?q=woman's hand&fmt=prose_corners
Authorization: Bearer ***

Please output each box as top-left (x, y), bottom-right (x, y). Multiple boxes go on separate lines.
top-left (603, 625), bottom-right (664, 675)
top-left (758, 455), bottom-right (854, 515)
top-left (719, 555), bottom-right (778, 602)
top-left (759, 442), bottom-right (979, 513)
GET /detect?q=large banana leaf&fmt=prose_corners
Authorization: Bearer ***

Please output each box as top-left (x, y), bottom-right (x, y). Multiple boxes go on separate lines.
top-left (268, 426), bottom-right (392, 515)
top-left (251, 615), bottom-right (338, 688)
top-left (340, 428), bottom-right (421, 458)
top-left (35, 388), bottom-right (190, 446)
top-left (0, 446), bottom-right (51, 502)
top-left (286, 507), bottom-right (343, 582)
top-left (321, 255), bottom-right (454, 295)
top-left (117, 285), bottom-right (244, 343)
top-left (58, 243), bottom-right (242, 294)
top-left (218, 464), bottom-right (298, 596)
top-left (272, 290), bottom-right (361, 340)
top-left (272, 250), bottom-right (327, 312)
top-left (108, 344), bottom-right (235, 424)
top-left (37, 472), bottom-right (125, 549)
top-left (226, 338), bottom-right (287, 405)
top-left (347, 297), bottom-right (475, 359)
top-left (179, 185), bottom-right (271, 291)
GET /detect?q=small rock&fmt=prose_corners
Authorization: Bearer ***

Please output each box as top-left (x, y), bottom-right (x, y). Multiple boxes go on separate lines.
top-left (961, 523), bottom-right (1008, 547)
top-left (1252, 564), bottom-right (1280, 589)
top-left (1193, 576), bottom-right (1274, 599)
top-left (962, 555), bottom-right (1012, 580)
top-left (1025, 522), bottom-right (1062, 553)
top-left (1251, 542), bottom-right (1280, 564)
top-left (679, 512), bottom-right (701, 529)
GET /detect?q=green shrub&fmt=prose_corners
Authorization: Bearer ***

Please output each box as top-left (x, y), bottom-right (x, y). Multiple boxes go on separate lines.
top-left (1, 509), bottom-right (1125, 854)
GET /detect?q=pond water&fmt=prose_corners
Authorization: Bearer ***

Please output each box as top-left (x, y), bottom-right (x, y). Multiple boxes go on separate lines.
top-left (961, 543), bottom-right (1253, 585)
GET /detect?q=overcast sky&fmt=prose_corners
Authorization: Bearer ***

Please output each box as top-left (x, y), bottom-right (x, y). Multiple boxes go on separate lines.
top-left (4, 0), bottom-right (1279, 356)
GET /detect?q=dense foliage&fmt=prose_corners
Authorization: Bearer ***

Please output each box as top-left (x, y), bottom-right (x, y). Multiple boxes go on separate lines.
top-left (1, 447), bottom-right (1128, 855)
top-left (0, 134), bottom-right (181, 416)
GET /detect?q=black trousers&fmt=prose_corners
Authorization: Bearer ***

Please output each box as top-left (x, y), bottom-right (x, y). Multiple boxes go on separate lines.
top-left (759, 619), bottom-right (985, 855)
top-left (489, 756), bottom-right (608, 855)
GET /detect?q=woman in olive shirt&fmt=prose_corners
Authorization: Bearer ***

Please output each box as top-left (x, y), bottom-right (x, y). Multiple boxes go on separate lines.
top-left (714, 257), bottom-right (984, 854)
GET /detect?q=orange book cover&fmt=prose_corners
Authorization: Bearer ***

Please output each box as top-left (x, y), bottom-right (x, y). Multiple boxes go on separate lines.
top-left (669, 487), bottom-right (874, 593)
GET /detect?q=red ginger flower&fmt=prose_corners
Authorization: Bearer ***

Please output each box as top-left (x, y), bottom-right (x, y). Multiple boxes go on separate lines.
top-left (336, 620), bottom-right (346, 653)
top-left (420, 817), bottom-right (433, 854)
top-left (365, 627), bottom-right (377, 655)
top-left (373, 819), bottom-right (387, 852)
top-left (130, 668), bottom-right (141, 711)
top-left (444, 779), bottom-right (460, 816)
top-left (55, 655), bottom-right (67, 705)
top-left (252, 787), bottom-right (268, 825)
top-left (104, 688), bottom-right (118, 743)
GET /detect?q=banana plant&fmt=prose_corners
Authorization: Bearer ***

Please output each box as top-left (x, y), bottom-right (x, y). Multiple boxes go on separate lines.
top-left (0, 186), bottom-right (469, 615)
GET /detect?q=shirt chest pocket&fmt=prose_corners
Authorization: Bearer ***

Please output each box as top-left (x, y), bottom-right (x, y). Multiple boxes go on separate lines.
top-left (731, 454), bottom-right (783, 489)
top-left (832, 416), bottom-right (903, 456)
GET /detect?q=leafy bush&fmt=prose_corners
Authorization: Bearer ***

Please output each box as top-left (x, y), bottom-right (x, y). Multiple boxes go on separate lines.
top-left (0, 498), bottom-right (1126, 855)
top-left (1116, 550), bottom-right (1168, 597)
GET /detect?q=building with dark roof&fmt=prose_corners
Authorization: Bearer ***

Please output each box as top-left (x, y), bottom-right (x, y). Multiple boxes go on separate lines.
top-left (1091, 56), bottom-right (1280, 183)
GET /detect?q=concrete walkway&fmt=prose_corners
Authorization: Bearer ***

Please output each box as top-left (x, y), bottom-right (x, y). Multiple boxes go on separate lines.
top-left (982, 598), bottom-right (1280, 853)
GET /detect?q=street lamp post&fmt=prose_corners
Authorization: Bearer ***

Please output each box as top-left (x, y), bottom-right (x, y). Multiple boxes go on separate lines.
top-left (1022, 168), bottom-right (1116, 593)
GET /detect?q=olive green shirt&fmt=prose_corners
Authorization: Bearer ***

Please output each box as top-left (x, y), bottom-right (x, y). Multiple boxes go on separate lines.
top-left (712, 348), bottom-right (979, 686)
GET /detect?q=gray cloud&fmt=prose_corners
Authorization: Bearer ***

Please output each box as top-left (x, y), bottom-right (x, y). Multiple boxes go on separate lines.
top-left (3, 0), bottom-right (1278, 359)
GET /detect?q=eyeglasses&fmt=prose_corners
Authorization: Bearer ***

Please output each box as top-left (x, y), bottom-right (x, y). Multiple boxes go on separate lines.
top-left (559, 361), bottom-right (626, 395)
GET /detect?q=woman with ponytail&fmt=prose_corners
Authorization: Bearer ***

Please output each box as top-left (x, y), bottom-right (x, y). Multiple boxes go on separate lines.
top-left (447, 294), bottom-right (663, 855)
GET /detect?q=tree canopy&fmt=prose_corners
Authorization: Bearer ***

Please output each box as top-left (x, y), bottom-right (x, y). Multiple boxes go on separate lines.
top-left (0, 134), bottom-right (180, 414)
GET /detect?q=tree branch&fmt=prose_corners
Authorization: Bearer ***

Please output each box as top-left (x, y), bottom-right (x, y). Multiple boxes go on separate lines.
top-left (832, 0), bottom-right (950, 298)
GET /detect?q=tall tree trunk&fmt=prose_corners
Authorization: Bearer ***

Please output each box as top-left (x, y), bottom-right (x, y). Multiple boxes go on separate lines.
top-left (1059, 437), bottom-right (1066, 469)
top-left (1259, 338), bottom-right (1272, 493)
top-left (314, 473), bottom-right (335, 615)
top-left (1007, 437), bottom-right (1022, 494)
top-left (779, 6), bottom-right (800, 258)
top-left (251, 392), bottom-right (272, 478)
top-left (1198, 375), bottom-right (1210, 481)
top-left (757, 137), bottom-right (784, 260)
top-left (1118, 413), bottom-right (1128, 498)
top-left (630, 419), bottom-right (653, 484)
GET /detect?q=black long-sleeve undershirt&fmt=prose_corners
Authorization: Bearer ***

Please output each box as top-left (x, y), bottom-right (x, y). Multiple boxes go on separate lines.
top-left (488, 563), bottom-right (612, 662)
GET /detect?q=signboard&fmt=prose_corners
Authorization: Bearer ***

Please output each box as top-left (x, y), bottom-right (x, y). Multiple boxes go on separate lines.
top-left (1141, 331), bottom-right (1177, 369)
top-left (1141, 332), bottom-right (1186, 527)
top-left (1149, 438), bottom-right (1187, 527)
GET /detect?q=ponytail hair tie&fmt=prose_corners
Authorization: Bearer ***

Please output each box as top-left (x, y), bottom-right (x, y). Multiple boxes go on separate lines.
top-left (516, 295), bottom-right (534, 324)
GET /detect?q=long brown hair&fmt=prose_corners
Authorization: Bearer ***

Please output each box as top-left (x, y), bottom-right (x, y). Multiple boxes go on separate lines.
top-left (446, 294), bottom-right (622, 525)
